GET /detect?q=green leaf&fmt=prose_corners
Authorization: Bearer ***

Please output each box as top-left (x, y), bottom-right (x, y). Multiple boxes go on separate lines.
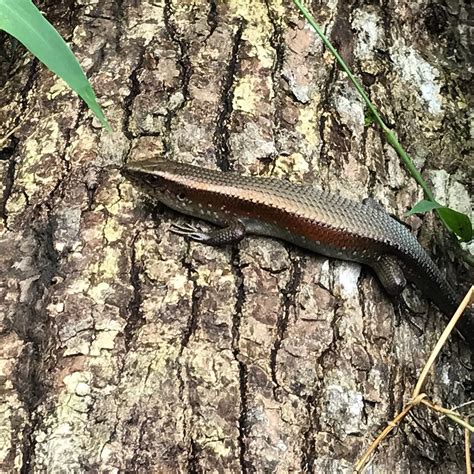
top-left (437, 207), bottom-right (472, 243)
top-left (0, 0), bottom-right (111, 130)
top-left (405, 199), bottom-right (441, 216)
top-left (364, 108), bottom-right (376, 127)
top-left (406, 199), bottom-right (472, 242)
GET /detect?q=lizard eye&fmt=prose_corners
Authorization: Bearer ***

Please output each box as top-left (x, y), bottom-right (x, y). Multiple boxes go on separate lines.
top-left (177, 192), bottom-right (186, 201)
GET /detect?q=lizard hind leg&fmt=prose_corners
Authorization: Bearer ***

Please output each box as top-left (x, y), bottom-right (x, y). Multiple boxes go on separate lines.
top-left (370, 255), bottom-right (407, 296)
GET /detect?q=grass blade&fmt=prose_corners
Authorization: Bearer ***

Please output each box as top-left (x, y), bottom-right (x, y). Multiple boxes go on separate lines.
top-left (0, 0), bottom-right (111, 130)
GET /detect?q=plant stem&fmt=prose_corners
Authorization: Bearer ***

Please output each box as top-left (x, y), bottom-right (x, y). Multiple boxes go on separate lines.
top-left (292, 0), bottom-right (437, 202)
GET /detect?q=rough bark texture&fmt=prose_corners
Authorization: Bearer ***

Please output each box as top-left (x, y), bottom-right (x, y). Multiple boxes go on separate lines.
top-left (0, 0), bottom-right (472, 472)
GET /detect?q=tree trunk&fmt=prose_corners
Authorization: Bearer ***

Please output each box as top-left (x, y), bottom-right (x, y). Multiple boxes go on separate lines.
top-left (1, 0), bottom-right (472, 472)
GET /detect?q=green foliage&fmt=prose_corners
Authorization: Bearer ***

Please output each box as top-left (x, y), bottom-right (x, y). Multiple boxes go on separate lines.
top-left (407, 200), bottom-right (472, 242)
top-left (406, 199), bottom-right (443, 215)
top-left (0, 0), bottom-right (110, 130)
top-left (364, 109), bottom-right (376, 127)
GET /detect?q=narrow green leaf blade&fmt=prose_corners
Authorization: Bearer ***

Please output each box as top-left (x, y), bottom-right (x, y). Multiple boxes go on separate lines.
top-left (0, 0), bottom-right (111, 130)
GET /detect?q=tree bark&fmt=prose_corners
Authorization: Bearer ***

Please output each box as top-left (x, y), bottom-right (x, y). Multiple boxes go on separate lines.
top-left (0, 0), bottom-right (472, 472)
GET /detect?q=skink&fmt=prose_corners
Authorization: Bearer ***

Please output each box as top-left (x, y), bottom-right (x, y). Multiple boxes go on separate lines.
top-left (122, 160), bottom-right (473, 345)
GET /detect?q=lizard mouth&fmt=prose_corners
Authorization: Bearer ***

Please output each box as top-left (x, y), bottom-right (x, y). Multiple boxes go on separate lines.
top-left (121, 166), bottom-right (143, 185)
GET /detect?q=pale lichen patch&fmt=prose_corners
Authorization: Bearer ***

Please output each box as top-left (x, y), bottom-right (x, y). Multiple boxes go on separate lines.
top-left (429, 169), bottom-right (472, 217)
top-left (352, 10), bottom-right (382, 59)
top-left (63, 371), bottom-right (92, 395)
top-left (227, 1), bottom-right (274, 69)
top-left (391, 44), bottom-right (443, 115)
top-left (94, 309), bottom-right (125, 333)
top-left (142, 259), bottom-right (183, 283)
top-left (23, 121), bottom-right (60, 164)
top-left (103, 219), bottom-right (123, 243)
top-left (0, 362), bottom-right (13, 391)
top-left (13, 120), bottom-right (62, 199)
top-left (47, 300), bottom-right (65, 315)
top-left (128, 3), bottom-right (166, 44)
top-left (162, 274), bottom-right (190, 305)
top-left (68, 275), bottom-right (91, 295)
top-left (90, 330), bottom-right (120, 355)
top-left (33, 372), bottom-right (94, 470)
top-left (333, 88), bottom-right (364, 133)
top-left (195, 266), bottom-right (234, 287)
top-left (4, 192), bottom-right (27, 222)
top-left (47, 78), bottom-right (69, 100)
top-left (296, 107), bottom-right (320, 147)
top-left (272, 153), bottom-right (310, 179)
top-left (63, 338), bottom-right (92, 358)
top-left (93, 247), bottom-right (120, 280)
top-left (324, 384), bottom-right (364, 434)
top-left (229, 121), bottom-right (277, 164)
top-left (232, 77), bottom-right (259, 114)
top-left (88, 281), bottom-right (113, 305)
top-left (0, 406), bottom-right (16, 460)
top-left (336, 262), bottom-right (362, 299)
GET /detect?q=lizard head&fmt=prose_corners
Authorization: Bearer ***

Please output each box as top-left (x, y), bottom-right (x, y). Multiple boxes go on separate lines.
top-left (121, 160), bottom-right (217, 219)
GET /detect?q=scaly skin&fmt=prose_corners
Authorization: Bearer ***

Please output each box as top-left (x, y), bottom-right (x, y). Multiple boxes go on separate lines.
top-left (122, 160), bottom-right (472, 345)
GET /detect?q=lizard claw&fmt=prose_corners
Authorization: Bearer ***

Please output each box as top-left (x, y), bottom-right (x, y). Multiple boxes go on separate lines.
top-left (171, 222), bottom-right (199, 234)
top-left (171, 222), bottom-right (208, 242)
